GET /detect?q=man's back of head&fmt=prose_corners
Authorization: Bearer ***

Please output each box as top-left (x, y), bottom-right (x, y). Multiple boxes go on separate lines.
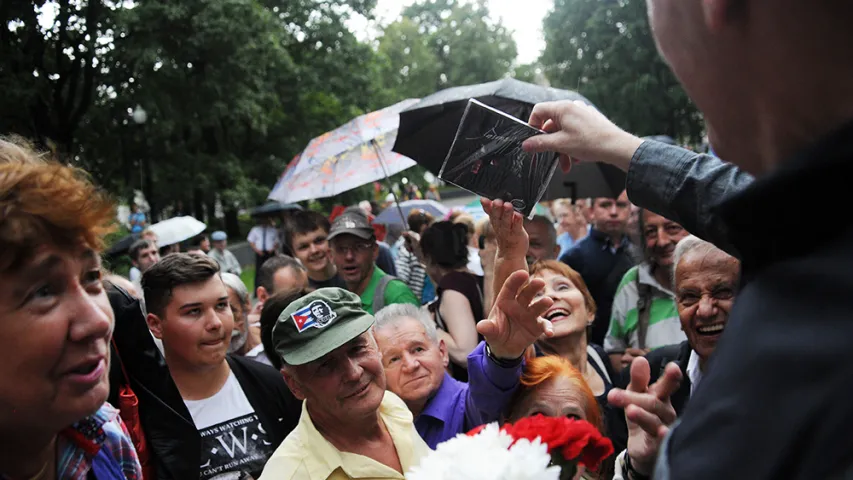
top-left (256, 254), bottom-right (308, 301)
top-left (646, 0), bottom-right (853, 174)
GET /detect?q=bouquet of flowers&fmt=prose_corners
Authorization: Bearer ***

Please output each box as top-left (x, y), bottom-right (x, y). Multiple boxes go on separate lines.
top-left (407, 415), bottom-right (613, 480)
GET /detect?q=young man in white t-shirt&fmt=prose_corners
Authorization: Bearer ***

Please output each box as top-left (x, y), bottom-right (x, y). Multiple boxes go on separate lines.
top-left (143, 253), bottom-right (300, 479)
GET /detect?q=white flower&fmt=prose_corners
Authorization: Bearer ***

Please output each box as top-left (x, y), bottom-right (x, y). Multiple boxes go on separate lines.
top-left (407, 423), bottom-right (561, 480)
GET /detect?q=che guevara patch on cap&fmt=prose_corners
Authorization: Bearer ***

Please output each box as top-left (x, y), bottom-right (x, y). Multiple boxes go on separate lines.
top-left (291, 300), bottom-right (338, 333)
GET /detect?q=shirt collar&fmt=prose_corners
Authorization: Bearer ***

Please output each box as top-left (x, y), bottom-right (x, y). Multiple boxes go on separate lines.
top-left (245, 343), bottom-right (265, 358)
top-left (637, 262), bottom-right (674, 297)
top-left (589, 228), bottom-right (630, 250)
top-left (301, 391), bottom-right (416, 480)
top-left (59, 404), bottom-right (113, 457)
top-left (419, 373), bottom-right (464, 424)
top-left (686, 350), bottom-right (702, 396)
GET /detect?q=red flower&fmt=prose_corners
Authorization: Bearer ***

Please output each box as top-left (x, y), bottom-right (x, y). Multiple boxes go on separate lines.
top-left (504, 415), bottom-right (575, 453)
top-left (504, 415), bottom-right (614, 471)
top-left (571, 432), bottom-right (614, 471)
top-left (466, 424), bottom-right (488, 437)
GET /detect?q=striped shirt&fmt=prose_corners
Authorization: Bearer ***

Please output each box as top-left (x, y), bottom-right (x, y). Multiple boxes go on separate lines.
top-left (604, 263), bottom-right (686, 353)
top-left (394, 239), bottom-right (427, 301)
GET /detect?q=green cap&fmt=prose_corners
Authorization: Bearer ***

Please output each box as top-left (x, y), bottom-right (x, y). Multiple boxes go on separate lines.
top-left (271, 288), bottom-right (375, 366)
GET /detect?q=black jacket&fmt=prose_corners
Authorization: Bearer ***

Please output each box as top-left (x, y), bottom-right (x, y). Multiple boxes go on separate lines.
top-left (629, 128), bottom-right (853, 479)
top-left (107, 285), bottom-right (301, 480)
top-left (559, 229), bottom-right (635, 346)
top-left (609, 341), bottom-right (692, 456)
top-left (631, 341), bottom-right (692, 416)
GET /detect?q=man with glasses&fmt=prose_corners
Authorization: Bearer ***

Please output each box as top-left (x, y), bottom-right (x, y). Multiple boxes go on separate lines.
top-left (560, 190), bottom-right (636, 346)
top-left (329, 211), bottom-right (419, 314)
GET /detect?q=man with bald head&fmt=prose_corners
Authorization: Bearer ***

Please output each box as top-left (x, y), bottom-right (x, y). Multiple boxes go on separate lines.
top-left (524, 1), bottom-right (853, 478)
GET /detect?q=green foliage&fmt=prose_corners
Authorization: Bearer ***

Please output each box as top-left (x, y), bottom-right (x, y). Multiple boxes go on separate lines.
top-left (1, 0), bottom-right (518, 220)
top-left (240, 265), bottom-right (256, 293)
top-left (1, 0), bottom-right (394, 228)
top-left (378, 0), bottom-right (518, 101)
top-left (539, 0), bottom-right (703, 143)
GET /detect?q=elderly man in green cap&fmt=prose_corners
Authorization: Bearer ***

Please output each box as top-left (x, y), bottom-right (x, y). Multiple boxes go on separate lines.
top-left (260, 268), bottom-right (556, 480)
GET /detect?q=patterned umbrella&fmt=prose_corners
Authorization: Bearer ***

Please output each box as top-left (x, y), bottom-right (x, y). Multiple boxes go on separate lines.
top-left (269, 99), bottom-right (420, 204)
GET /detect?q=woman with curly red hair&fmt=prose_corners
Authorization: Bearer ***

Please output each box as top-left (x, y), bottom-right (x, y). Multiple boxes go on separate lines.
top-left (0, 137), bottom-right (143, 479)
top-left (505, 355), bottom-right (607, 479)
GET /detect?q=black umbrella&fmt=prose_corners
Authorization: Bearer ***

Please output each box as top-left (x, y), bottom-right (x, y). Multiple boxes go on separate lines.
top-left (392, 78), bottom-right (590, 175)
top-left (105, 233), bottom-right (140, 257)
top-left (250, 201), bottom-right (303, 217)
top-left (544, 162), bottom-right (627, 200)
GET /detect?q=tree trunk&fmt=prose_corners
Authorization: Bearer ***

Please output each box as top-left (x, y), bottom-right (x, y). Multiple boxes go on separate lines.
top-left (225, 208), bottom-right (240, 238)
top-left (193, 187), bottom-right (205, 221)
top-left (143, 155), bottom-right (157, 222)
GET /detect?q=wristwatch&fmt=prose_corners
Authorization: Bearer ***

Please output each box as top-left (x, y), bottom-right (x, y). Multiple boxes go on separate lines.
top-left (624, 453), bottom-right (651, 480)
top-left (485, 344), bottom-right (524, 368)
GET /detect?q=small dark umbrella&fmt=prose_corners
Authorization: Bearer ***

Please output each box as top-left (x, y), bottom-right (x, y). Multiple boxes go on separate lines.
top-left (105, 233), bottom-right (140, 257)
top-left (393, 78), bottom-right (590, 175)
top-left (250, 201), bottom-right (303, 217)
top-left (544, 162), bottom-right (628, 201)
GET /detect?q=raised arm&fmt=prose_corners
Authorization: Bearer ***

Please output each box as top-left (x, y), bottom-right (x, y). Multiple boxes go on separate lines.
top-left (522, 100), bottom-right (754, 258)
top-left (625, 141), bottom-right (753, 258)
top-left (481, 198), bottom-right (528, 316)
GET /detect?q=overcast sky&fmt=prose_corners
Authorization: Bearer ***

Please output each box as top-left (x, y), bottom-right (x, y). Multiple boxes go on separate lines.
top-left (349, 0), bottom-right (552, 64)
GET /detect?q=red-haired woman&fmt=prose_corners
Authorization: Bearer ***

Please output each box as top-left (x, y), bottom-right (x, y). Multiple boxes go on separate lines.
top-left (528, 260), bottom-right (614, 412)
top-left (505, 356), bottom-right (607, 480)
top-left (482, 198), bottom-right (621, 463)
top-left (0, 137), bottom-right (143, 479)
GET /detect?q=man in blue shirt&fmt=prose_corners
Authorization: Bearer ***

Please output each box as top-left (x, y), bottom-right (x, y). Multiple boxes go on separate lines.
top-left (560, 191), bottom-right (636, 347)
top-left (373, 269), bottom-right (551, 449)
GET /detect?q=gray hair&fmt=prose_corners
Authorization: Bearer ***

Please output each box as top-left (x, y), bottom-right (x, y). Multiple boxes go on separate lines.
top-left (374, 303), bottom-right (438, 343)
top-left (221, 272), bottom-right (250, 308)
top-left (221, 272), bottom-right (250, 354)
top-left (672, 235), bottom-right (722, 286)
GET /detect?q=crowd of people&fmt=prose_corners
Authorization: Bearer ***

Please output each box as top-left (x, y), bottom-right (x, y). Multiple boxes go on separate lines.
top-left (1, 1), bottom-right (852, 479)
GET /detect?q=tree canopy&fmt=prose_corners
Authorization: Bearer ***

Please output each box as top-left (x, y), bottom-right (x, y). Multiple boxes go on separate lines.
top-left (0, 0), bottom-right (703, 237)
top-left (539, 0), bottom-right (703, 143)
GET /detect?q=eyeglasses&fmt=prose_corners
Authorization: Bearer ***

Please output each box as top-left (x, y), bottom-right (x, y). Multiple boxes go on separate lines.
top-left (332, 242), bottom-right (374, 255)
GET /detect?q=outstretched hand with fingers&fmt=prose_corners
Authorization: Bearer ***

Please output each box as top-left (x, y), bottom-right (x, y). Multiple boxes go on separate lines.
top-left (607, 357), bottom-right (683, 476)
top-left (482, 198), bottom-right (527, 260)
top-left (521, 100), bottom-right (643, 173)
top-left (477, 270), bottom-right (554, 360)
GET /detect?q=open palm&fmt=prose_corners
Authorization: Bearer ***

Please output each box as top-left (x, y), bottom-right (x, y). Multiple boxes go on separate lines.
top-left (477, 270), bottom-right (554, 359)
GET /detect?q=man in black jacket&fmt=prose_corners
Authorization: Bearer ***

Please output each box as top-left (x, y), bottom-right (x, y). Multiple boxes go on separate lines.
top-left (523, 1), bottom-right (853, 476)
top-left (609, 237), bottom-right (741, 464)
top-left (133, 253), bottom-right (300, 479)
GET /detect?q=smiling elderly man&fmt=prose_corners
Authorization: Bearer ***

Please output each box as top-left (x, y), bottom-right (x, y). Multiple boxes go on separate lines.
top-left (261, 270), bottom-right (554, 479)
top-left (373, 296), bottom-right (537, 449)
top-left (610, 236), bottom-right (741, 480)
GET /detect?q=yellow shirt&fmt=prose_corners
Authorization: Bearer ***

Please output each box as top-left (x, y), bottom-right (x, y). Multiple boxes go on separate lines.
top-left (259, 391), bottom-right (431, 480)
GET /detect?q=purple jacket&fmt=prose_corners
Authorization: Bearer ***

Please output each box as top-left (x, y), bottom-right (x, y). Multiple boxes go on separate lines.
top-left (414, 341), bottom-right (521, 449)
